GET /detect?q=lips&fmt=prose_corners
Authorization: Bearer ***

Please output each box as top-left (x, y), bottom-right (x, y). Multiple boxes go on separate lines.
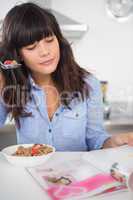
top-left (39, 58), bottom-right (54, 66)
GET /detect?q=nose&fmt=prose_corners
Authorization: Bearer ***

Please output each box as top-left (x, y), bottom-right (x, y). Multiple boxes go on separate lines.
top-left (38, 40), bottom-right (49, 57)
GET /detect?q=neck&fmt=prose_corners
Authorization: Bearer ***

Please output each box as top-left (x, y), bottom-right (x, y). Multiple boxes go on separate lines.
top-left (31, 72), bottom-right (54, 87)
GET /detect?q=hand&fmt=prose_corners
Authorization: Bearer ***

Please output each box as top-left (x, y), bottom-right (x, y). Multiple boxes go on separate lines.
top-left (0, 73), bottom-right (5, 90)
top-left (103, 133), bottom-right (133, 148)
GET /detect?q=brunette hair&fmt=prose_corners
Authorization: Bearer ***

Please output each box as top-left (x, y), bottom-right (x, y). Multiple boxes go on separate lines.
top-left (0, 2), bottom-right (90, 125)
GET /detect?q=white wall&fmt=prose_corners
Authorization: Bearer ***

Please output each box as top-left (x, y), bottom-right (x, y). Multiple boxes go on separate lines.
top-left (0, 0), bottom-right (28, 19)
top-left (52, 0), bottom-right (133, 102)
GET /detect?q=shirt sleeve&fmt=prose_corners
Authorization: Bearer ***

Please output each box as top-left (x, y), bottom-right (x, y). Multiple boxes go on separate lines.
top-left (85, 75), bottom-right (111, 150)
top-left (0, 96), bottom-right (8, 127)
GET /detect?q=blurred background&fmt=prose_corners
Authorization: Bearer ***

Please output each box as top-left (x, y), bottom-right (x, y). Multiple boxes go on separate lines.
top-left (0, 0), bottom-right (133, 150)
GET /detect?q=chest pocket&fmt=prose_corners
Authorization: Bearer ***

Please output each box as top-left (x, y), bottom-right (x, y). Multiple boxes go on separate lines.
top-left (62, 107), bottom-right (86, 137)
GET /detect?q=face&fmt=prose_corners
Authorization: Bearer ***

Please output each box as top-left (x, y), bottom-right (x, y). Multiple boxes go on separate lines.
top-left (19, 35), bottom-right (60, 76)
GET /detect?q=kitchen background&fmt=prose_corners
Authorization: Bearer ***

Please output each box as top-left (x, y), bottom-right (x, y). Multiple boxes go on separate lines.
top-left (0, 0), bottom-right (133, 149)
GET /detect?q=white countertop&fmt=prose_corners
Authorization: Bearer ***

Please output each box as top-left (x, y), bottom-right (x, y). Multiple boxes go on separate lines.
top-left (0, 149), bottom-right (132, 200)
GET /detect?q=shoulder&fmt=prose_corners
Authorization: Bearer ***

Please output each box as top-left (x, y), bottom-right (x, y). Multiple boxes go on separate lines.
top-left (84, 74), bottom-right (103, 103)
top-left (84, 74), bottom-right (101, 91)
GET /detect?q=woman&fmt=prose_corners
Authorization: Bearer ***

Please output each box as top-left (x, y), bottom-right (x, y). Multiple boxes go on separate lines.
top-left (0, 2), bottom-right (133, 151)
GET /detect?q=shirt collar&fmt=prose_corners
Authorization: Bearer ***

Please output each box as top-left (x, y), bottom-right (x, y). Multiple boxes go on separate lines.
top-left (28, 74), bottom-right (74, 110)
top-left (29, 74), bottom-right (42, 90)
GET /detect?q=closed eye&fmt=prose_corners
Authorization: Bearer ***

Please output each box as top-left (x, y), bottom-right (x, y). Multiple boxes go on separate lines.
top-left (25, 42), bottom-right (38, 50)
top-left (45, 36), bottom-right (54, 43)
top-left (26, 45), bottom-right (37, 50)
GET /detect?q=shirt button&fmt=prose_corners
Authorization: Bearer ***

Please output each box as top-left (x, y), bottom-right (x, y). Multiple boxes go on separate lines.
top-left (75, 113), bottom-right (79, 117)
top-left (49, 129), bottom-right (52, 133)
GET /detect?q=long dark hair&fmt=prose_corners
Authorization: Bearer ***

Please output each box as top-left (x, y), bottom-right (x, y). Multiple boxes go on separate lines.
top-left (0, 2), bottom-right (91, 124)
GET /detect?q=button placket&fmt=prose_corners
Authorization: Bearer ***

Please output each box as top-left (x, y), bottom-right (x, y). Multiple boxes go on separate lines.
top-left (48, 126), bottom-right (53, 145)
top-left (75, 113), bottom-right (79, 118)
top-left (49, 128), bottom-right (52, 133)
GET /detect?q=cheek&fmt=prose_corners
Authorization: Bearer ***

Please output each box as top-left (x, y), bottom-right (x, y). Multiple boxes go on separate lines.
top-left (22, 52), bottom-right (36, 66)
top-left (54, 43), bottom-right (60, 62)
top-left (56, 48), bottom-right (60, 62)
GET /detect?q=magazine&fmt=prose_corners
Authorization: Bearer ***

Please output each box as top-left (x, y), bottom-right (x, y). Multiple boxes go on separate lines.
top-left (82, 145), bottom-right (133, 173)
top-left (27, 158), bottom-right (127, 200)
top-left (82, 145), bottom-right (133, 193)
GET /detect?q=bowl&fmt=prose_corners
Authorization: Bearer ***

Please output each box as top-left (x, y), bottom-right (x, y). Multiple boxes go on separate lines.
top-left (1, 144), bottom-right (55, 167)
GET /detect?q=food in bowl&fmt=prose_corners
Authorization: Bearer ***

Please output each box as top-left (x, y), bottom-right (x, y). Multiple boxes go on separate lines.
top-left (2, 144), bottom-right (55, 167)
top-left (12, 144), bottom-right (53, 156)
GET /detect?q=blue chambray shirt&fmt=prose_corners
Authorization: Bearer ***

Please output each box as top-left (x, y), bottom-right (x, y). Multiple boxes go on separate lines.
top-left (0, 75), bottom-right (110, 151)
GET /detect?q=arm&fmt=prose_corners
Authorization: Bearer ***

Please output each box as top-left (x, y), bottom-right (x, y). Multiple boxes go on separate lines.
top-left (0, 74), bottom-right (8, 126)
top-left (0, 97), bottom-right (8, 127)
top-left (103, 133), bottom-right (133, 148)
top-left (85, 76), bottom-right (133, 149)
top-left (85, 76), bottom-right (111, 150)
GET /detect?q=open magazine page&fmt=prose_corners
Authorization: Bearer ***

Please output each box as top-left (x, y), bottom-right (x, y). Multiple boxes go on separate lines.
top-left (82, 145), bottom-right (133, 173)
top-left (27, 159), bottom-right (126, 200)
top-left (82, 145), bottom-right (133, 192)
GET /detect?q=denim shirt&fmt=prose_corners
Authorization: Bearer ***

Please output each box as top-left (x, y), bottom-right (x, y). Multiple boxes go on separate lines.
top-left (0, 75), bottom-right (110, 151)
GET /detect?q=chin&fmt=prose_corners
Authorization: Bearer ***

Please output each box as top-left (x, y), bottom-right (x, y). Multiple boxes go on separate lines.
top-left (41, 66), bottom-right (57, 74)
